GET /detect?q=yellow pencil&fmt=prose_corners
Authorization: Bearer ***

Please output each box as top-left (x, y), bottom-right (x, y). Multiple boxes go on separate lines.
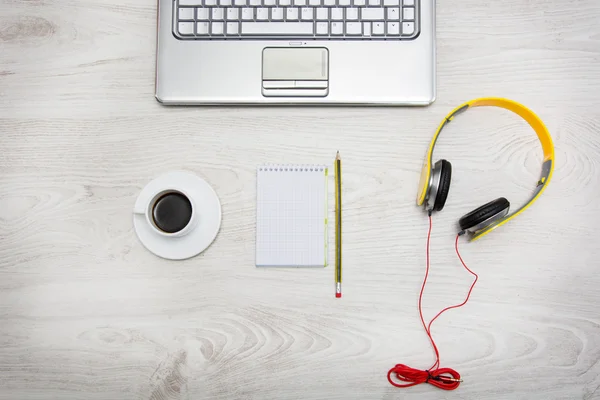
top-left (335, 151), bottom-right (342, 298)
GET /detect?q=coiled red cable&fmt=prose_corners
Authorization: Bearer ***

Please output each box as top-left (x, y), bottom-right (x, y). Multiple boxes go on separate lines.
top-left (387, 216), bottom-right (478, 390)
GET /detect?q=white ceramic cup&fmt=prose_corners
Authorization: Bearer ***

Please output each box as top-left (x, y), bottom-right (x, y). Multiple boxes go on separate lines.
top-left (141, 189), bottom-right (198, 238)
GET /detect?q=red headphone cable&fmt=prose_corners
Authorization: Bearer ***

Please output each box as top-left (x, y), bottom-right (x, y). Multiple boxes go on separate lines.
top-left (387, 215), bottom-right (479, 390)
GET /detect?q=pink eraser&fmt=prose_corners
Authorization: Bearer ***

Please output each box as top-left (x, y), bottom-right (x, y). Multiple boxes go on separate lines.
top-left (336, 293), bottom-right (342, 298)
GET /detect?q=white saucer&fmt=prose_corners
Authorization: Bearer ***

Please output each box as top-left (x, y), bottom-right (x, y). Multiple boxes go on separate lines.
top-left (133, 171), bottom-right (221, 260)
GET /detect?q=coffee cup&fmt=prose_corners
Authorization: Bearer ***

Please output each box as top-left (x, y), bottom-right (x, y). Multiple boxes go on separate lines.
top-left (137, 189), bottom-right (198, 238)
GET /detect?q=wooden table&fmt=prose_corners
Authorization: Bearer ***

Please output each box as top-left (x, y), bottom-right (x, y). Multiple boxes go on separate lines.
top-left (2, 0), bottom-right (600, 398)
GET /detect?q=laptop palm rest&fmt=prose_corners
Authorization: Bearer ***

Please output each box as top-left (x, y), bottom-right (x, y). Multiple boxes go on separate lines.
top-left (262, 47), bottom-right (329, 97)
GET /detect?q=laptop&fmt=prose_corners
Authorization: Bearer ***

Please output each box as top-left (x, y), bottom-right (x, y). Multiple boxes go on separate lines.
top-left (155, 0), bottom-right (435, 105)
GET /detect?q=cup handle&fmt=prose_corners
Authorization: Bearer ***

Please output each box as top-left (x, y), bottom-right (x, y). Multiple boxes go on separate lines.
top-left (133, 203), bottom-right (146, 215)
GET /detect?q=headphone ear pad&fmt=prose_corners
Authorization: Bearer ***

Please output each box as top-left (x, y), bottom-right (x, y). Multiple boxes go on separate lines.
top-left (433, 160), bottom-right (452, 212)
top-left (459, 197), bottom-right (510, 231)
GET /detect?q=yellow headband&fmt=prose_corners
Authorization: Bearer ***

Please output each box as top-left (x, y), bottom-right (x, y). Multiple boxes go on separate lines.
top-left (416, 98), bottom-right (555, 241)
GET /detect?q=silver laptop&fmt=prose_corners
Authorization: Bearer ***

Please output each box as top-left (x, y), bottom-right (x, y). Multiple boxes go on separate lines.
top-left (155, 0), bottom-right (435, 105)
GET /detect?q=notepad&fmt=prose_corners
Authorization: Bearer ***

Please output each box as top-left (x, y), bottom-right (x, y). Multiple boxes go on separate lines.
top-left (256, 165), bottom-right (328, 267)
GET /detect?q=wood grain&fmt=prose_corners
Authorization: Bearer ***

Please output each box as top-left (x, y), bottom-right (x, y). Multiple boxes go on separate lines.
top-left (2, 0), bottom-right (600, 399)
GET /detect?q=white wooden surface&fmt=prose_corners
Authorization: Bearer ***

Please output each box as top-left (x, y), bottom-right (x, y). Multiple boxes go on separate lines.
top-left (2, 0), bottom-right (600, 399)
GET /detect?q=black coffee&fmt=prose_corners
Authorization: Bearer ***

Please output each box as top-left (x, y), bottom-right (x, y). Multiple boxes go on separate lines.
top-left (152, 192), bottom-right (193, 234)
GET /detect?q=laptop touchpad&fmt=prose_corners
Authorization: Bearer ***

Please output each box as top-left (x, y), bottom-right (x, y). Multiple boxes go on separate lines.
top-left (262, 47), bottom-right (329, 97)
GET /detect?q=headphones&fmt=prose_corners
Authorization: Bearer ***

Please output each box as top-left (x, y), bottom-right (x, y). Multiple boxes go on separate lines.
top-left (416, 98), bottom-right (555, 241)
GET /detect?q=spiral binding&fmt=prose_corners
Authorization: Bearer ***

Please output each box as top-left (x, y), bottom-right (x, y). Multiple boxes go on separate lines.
top-left (258, 164), bottom-right (327, 173)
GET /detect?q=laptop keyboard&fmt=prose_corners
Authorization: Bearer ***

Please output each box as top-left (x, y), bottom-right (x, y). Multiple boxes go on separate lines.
top-left (174, 0), bottom-right (419, 40)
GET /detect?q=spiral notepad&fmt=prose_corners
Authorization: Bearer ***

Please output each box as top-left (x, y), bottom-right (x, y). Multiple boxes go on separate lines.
top-left (256, 165), bottom-right (328, 267)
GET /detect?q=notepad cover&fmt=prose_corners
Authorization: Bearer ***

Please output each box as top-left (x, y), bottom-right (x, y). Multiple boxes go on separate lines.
top-left (256, 165), bottom-right (328, 267)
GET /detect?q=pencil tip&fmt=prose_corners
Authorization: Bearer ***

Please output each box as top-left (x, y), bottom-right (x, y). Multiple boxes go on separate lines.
top-left (336, 151), bottom-right (340, 160)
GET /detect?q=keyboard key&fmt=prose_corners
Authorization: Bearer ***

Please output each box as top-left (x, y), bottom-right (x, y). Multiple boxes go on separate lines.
top-left (178, 22), bottom-right (195, 35)
top-left (301, 8), bottom-right (313, 19)
top-left (196, 21), bottom-right (210, 34)
top-left (383, 0), bottom-right (399, 5)
top-left (331, 21), bottom-right (343, 34)
top-left (331, 8), bottom-right (343, 20)
top-left (316, 21), bottom-right (329, 34)
top-left (234, 0), bottom-right (246, 5)
top-left (294, 0), bottom-right (306, 6)
top-left (316, 8), bottom-right (328, 19)
top-left (241, 22), bottom-right (313, 34)
top-left (250, 0), bottom-right (261, 4)
top-left (309, 0), bottom-right (321, 5)
top-left (368, 0), bottom-right (381, 6)
top-left (353, 0), bottom-right (365, 6)
top-left (361, 8), bottom-right (383, 20)
top-left (372, 21), bottom-right (384, 35)
top-left (387, 21), bottom-right (399, 34)
top-left (403, 7), bottom-right (414, 20)
top-left (242, 7), bottom-right (254, 19)
top-left (363, 21), bottom-right (371, 35)
top-left (227, 22), bottom-right (240, 33)
top-left (226, 8), bottom-right (239, 19)
top-left (197, 7), bottom-right (210, 19)
top-left (402, 21), bottom-right (414, 34)
top-left (179, 0), bottom-right (202, 5)
top-left (257, 8), bottom-right (269, 19)
top-left (339, 0), bottom-right (351, 5)
top-left (212, 22), bottom-right (224, 34)
top-left (346, 22), bottom-right (361, 34)
top-left (179, 8), bottom-right (195, 19)
top-left (265, 0), bottom-right (277, 5)
top-left (324, 0), bottom-right (336, 6)
top-left (205, 0), bottom-right (217, 5)
top-left (286, 7), bottom-right (299, 19)
top-left (220, 0), bottom-right (232, 6)
top-left (404, 0), bottom-right (414, 5)
top-left (271, 8), bottom-right (285, 19)
top-left (346, 7), bottom-right (358, 20)
top-left (387, 7), bottom-right (399, 19)
top-left (212, 8), bottom-right (225, 19)
top-left (279, 0), bottom-right (292, 5)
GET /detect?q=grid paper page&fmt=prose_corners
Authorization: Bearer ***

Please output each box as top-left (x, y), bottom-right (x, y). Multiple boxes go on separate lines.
top-left (256, 165), bottom-right (328, 267)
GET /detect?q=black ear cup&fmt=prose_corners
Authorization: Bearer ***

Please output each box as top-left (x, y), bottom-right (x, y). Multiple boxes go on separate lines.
top-left (459, 197), bottom-right (510, 231)
top-left (433, 160), bottom-right (452, 212)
